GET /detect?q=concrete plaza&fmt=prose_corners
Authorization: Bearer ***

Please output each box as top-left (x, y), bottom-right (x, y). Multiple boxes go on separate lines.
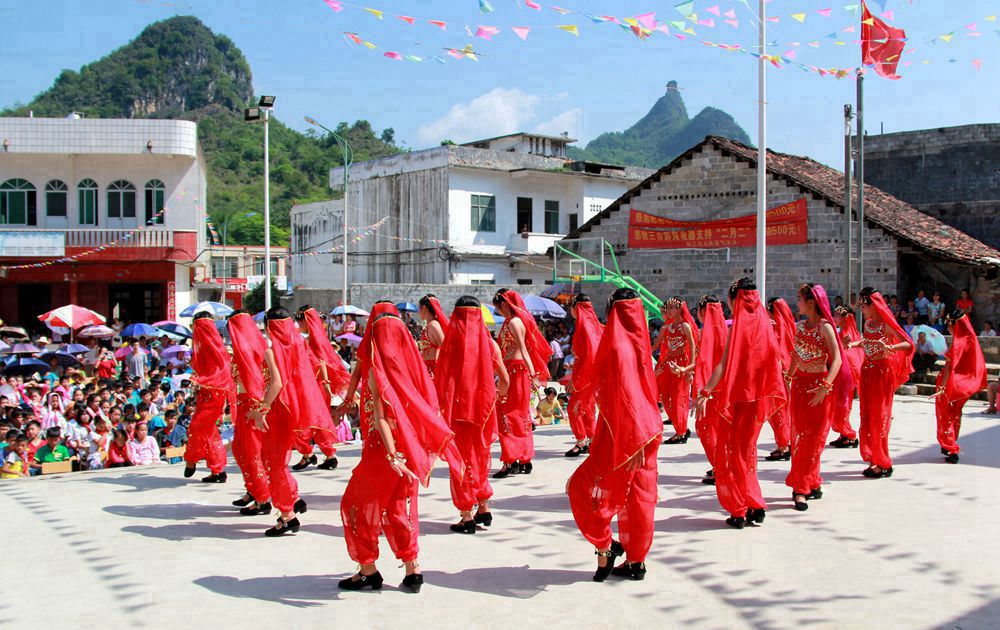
top-left (2, 395), bottom-right (999, 629)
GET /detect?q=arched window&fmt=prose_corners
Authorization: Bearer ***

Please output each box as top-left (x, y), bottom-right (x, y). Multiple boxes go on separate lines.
top-left (144, 179), bottom-right (165, 225)
top-left (0, 179), bottom-right (37, 226)
top-left (45, 180), bottom-right (68, 217)
top-left (77, 179), bottom-right (98, 225)
top-left (107, 180), bottom-right (136, 220)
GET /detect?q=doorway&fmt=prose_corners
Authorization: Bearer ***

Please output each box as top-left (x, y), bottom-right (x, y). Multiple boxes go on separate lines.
top-left (109, 284), bottom-right (163, 324)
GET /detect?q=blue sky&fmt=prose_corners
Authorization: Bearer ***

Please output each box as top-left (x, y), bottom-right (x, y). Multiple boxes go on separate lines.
top-left (0, 0), bottom-right (995, 167)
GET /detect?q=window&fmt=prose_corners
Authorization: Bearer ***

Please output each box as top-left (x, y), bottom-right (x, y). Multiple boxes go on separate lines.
top-left (544, 200), bottom-right (560, 234)
top-left (144, 180), bottom-right (165, 225)
top-left (469, 278), bottom-right (496, 286)
top-left (568, 213), bottom-right (579, 233)
top-left (45, 180), bottom-right (68, 217)
top-left (470, 194), bottom-right (496, 232)
top-left (210, 257), bottom-right (239, 278)
top-left (516, 197), bottom-right (533, 233)
top-left (77, 179), bottom-right (98, 225)
top-left (0, 179), bottom-right (37, 225)
top-left (253, 256), bottom-right (279, 276)
top-left (107, 180), bottom-right (136, 219)
top-left (516, 279), bottom-right (533, 285)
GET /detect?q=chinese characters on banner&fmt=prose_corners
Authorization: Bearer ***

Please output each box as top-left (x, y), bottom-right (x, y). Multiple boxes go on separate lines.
top-left (166, 281), bottom-right (176, 321)
top-left (628, 198), bottom-right (808, 249)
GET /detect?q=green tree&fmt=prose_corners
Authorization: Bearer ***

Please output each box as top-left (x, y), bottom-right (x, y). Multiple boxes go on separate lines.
top-left (243, 281), bottom-right (281, 314)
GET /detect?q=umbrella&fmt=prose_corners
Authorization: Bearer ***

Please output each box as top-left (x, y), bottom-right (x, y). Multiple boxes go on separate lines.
top-left (0, 326), bottom-right (28, 339)
top-left (3, 357), bottom-right (50, 376)
top-left (161, 346), bottom-right (192, 360)
top-left (153, 322), bottom-right (193, 339)
top-left (396, 302), bottom-right (418, 313)
top-left (77, 325), bottom-right (116, 338)
top-left (481, 304), bottom-right (505, 327)
top-left (253, 311), bottom-right (266, 323)
top-left (520, 295), bottom-right (567, 319)
top-left (115, 345), bottom-right (149, 360)
top-left (910, 325), bottom-right (948, 355)
top-left (39, 351), bottom-right (82, 368)
top-left (180, 301), bottom-right (234, 318)
top-left (121, 323), bottom-right (159, 338)
top-left (331, 305), bottom-right (370, 317)
top-left (335, 333), bottom-right (363, 347)
top-left (11, 343), bottom-right (41, 355)
top-left (59, 344), bottom-right (90, 355)
top-left (38, 305), bottom-right (106, 329)
top-left (0, 340), bottom-right (9, 353)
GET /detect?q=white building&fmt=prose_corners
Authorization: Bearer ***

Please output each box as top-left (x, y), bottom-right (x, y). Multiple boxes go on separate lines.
top-left (291, 133), bottom-right (652, 302)
top-left (0, 116), bottom-right (207, 325)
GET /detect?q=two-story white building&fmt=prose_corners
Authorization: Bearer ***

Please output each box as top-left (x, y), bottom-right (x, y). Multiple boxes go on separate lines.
top-left (290, 132), bottom-right (652, 303)
top-left (0, 116), bottom-right (207, 326)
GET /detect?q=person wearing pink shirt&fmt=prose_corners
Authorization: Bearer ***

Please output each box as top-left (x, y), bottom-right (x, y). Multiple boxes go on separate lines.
top-left (128, 422), bottom-right (162, 466)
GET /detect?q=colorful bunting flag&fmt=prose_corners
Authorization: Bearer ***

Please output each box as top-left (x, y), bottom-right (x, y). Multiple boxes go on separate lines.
top-left (791, 13), bottom-right (806, 23)
top-left (480, 0), bottom-right (494, 14)
top-left (557, 24), bottom-right (579, 36)
top-left (512, 26), bottom-right (530, 40)
top-left (323, 0), bottom-right (342, 11)
top-left (364, 8), bottom-right (383, 19)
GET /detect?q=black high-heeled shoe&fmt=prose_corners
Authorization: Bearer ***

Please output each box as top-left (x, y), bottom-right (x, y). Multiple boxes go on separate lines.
top-left (747, 508), bottom-right (766, 524)
top-left (663, 430), bottom-right (690, 445)
top-left (183, 465), bottom-right (196, 478)
top-left (565, 445), bottom-right (584, 457)
top-left (830, 436), bottom-right (859, 449)
top-left (449, 519), bottom-right (476, 534)
top-left (400, 573), bottom-right (423, 593)
top-left (294, 498), bottom-right (308, 514)
top-left (765, 449), bottom-right (790, 461)
top-left (317, 456), bottom-right (339, 470)
top-left (338, 571), bottom-right (383, 591)
top-left (492, 463), bottom-right (515, 479)
top-left (291, 454), bottom-right (318, 471)
top-left (592, 540), bottom-right (625, 583)
top-left (202, 472), bottom-right (227, 483)
top-left (233, 494), bottom-right (255, 507)
top-left (264, 516), bottom-right (300, 537)
top-left (807, 487), bottom-right (823, 500)
top-left (701, 475), bottom-right (716, 485)
top-left (792, 494), bottom-right (809, 511)
top-left (945, 453), bottom-right (960, 464)
top-left (520, 462), bottom-right (533, 474)
top-left (611, 561), bottom-right (647, 581)
top-left (726, 516), bottom-right (746, 530)
top-left (581, 444), bottom-right (590, 454)
top-left (474, 511), bottom-right (493, 527)
top-left (240, 501), bottom-right (272, 516)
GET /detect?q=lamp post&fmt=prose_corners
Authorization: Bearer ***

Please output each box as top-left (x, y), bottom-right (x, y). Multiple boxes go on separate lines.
top-left (245, 96), bottom-right (276, 310)
top-left (304, 116), bottom-right (353, 306)
top-left (220, 211), bottom-right (257, 307)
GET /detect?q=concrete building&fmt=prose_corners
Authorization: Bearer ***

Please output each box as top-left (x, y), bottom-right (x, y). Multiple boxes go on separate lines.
top-left (289, 134), bottom-right (653, 308)
top-left (559, 136), bottom-right (1000, 323)
top-left (0, 116), bottom-right (207, 326)
top-left (192, 244), bottom-right (288, 310)
top-left (864, 124), bottom-right (1000, 249)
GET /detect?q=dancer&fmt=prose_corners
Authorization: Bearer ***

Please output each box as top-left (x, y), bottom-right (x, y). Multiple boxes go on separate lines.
top-left (492, 289), bottom-right (552, 478)
top-left (567, 288), bottom-right (662, 582)
top-left (227, 311), bottom-right (271, 514)
top-left (694, 295), bottom-right (727, 485)
top-left (290, 306), bottom-right (350, 471)
top-left (696, 278), bottom-right (786, 529)
top-left (765, 297), bottom-right (795, 461)
top-left (656, 297), bottom-right (698, 444)
top-left (435, 296), bottom-right (510, 533)
top-left (785, 284), bottom-right (847, 511)
top-left (183, 312), bottom-right (233, 483)
top-left (565, 294), bottom-right (603, 457)
top-left (933, 310), bottom-right (987, 464)
top-left (417, 294), bottom-right (450, 377)
top-left (830, 306), bottom-right (862, 448)
top-left (851, 288), bottom-right (914, 478)
top-left (336, 302), bottom-right (461, 593)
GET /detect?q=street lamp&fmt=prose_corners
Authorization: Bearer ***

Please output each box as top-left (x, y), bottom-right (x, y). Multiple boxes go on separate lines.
top-left (245, 95), bottom-right (276, 310)
top-left (304, 115), bottom-right (353, 306)
top-left (220, 211), bottom-right (258, 307)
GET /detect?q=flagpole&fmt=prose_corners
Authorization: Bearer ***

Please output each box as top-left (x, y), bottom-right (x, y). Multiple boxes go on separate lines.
top-left (755, 0), bottom-right (767, 299)
top-left (855, 68), bottom-right (865, 328)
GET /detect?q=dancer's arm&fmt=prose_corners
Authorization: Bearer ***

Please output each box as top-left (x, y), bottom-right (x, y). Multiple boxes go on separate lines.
top-left (368, 370), bottom-right (417, 480)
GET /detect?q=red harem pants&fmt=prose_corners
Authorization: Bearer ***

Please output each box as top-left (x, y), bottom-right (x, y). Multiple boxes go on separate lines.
top-left (859, 360), bottom-right (895, 469)
top-left (232, 393), bottom-right (270, 502)
top-left (567, 429), bottom-right (657, 563)
top-left (498, 360), bottom-right (534, 464)
top-left (831, 391), bottom-right (859, 440)
top-left (260, 404), bottom-right (299, 513)
top-left (767, 383), bottom-right (791, 449)
top-left (696, 399), bottom-right (720, 470)
top-left (293, 429), bottom-right (337, 459)
top-left (935, 394), bottom-right (967, 455)
top-left (657, 369), bottom-right (691, 435)
top-left (568, 385), bottom-right (597, 442)
top-left (450, 419), bottom-right (494, 512)
top-left (714, 401), bottom-right (767, 517)
top-left (184, 388), bottom-right (227, 474)
top-left (786, 373), bottom-right (835, 495)
top-left (341, 441), bottom-right (420, 565)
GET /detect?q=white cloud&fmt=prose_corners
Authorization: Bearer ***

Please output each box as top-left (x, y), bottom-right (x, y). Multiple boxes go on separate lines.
top-left (532, 108), bottom-right (582, 139)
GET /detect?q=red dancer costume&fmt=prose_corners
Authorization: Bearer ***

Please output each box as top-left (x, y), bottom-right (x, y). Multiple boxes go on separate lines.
top-left (493, 290), bottom-right (552, 475)
top-left (435, 301), bottom-right (509, 531)
top-left (228, 313), bottom-right (271, 510)
top-left (785, 285), bottom-right (849, 510)
top-left (935, 312), bottom-right (986, 462)
top-left (418, 296), bottom-right (450, 377)
top-left (857, 290), bottom-right (914, 478)
top-left (697, 282), bottom-right (786, 528)
top-left (567, 294), bottom-right (662, 582)
top-left (657, 298), bottom-right (698, 443)
top-left (831, 307), bottom-right (862, 446)
top-left (184, 316), bottom-right (234, 481)
top-left (338, 305), bottom-right (462, 593)
top-left (765, 298), bottom-right (795, 458)
top-left (694, 299), bottom-right (727, 482)
top-left (566, 296), bottom-right (603, 455)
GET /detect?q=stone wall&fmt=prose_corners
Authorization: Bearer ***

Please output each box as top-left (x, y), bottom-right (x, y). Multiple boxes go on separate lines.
top-left (349, 283), bottom-right (534, 312)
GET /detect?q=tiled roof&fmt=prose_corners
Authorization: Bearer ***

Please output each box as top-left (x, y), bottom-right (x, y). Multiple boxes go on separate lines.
top-left (568, 135), bottom-right (1000, 267)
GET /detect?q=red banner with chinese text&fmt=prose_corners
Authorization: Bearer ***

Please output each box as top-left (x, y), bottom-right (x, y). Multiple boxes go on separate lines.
top-left (630, 198), bottom-right (807, 229)
top-left (628, 198), bottom-right (808, 249)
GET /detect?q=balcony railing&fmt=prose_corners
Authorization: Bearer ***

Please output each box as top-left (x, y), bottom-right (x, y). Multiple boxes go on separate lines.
top-left (66, 228), bottom-right (175, 248)
top-left (507, 231), bottom-right (565, 255)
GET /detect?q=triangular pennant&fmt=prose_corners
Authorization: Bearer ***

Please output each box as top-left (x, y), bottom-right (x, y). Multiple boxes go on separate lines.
top-left (480, 0), bottom-right (494, 14)
top-left (512, 26), bottom-right (531, 40)
top-left (396, 15), bottom-right (415, 25)
top-left (525, 0), bottom-right (541, 8)
top-left (817, 8), bottom-right (832, 17)
top-left (428, 20), bottom-right (447, 30)
top-left (698, 18), bottom-right (715, 27)
top-left (706, 5), bottom-right (721, 16)
top-left (791, 13), bottom-right (806, 23)
top-left (767, 16), bottom-right (780, 22)
top-left (557, 24), bottom-right (579, 36)
top-left (844, 4), bottom-right (859, 14)
top-left (674, 1), bottom-right (695, 18)
top-left (725, 19), bottom-right (739, 28)
top-left (636, 12), bottom-right (657, 30)
top-left (552, 6), bottom-right (573, 15)
top-left (724, 9), bottom-right (736, 18)
top-left (938, 33), bottom-right (953, 42)
top-left (365, 8), bottom-right (383, 19)
top-left (972, 58), bottom-right (983, 70)
top-left (384, 51), bottom-right (402, 60)
top-left (405, 55), bottom-right (422, 62)
top-left (323, 0), bottom-right (343, 11)
top-left (881, 10), bottom-right (894, 22)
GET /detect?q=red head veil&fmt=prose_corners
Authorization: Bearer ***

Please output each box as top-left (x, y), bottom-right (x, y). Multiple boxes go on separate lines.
top-left (499, 290), bottom-right (553, 381)
top-left (191, 318), bottom-right (235, 407)
top-left (267, 317), bottom-right (335, 436)
top-left (425, 296), bottom-right (451, 338)
top-left (945, 314), bottom-right (987, 402)
top-left (869, 291), bottom-right (915, 388)
top-left (840, 312), bottom-right (864, 381)
top-left (694, 302), bottom-right (726, 393)
top-left (589, 297), bottom-right (662, 469)
top-left (679, 300), bottom-right (701, 346)
top-left (719, 290), bottom-right (786, 425)
top-left (303, 308), bottom-right (350, 396)
top-left (359, 313), bottom-right (462, 486)
top-left (356, 302), bottom-right (400, 368)
top-left (228, 313), bottom-right (266, 401)
top-left (770, 298), bottom-right (796, 366)
top-left (435, 305), bottom-right (497, 432)
top-left (812, 284), bottom-right (855, 405)
top-left (570, 301), bottom-right (604, 395)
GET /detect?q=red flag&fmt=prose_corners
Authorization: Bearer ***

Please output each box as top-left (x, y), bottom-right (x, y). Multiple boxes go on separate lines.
top-left (861, 1), bottom-right (906, 79)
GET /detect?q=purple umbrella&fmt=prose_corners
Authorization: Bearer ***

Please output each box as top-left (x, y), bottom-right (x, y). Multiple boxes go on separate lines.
top-left (161, 346), bottom-right (192, 360)
top-left (11, 343), bottom-right (41, 355)
top-left (336, 333), bottom-right (363, 348)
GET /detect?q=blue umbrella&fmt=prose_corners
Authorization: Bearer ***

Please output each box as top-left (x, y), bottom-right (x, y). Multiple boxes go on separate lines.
top-left (39, 351), bottom-right (82, 368)
top-left (153, 321), bottom-right (193, 339)
top-left (3, 357), bottom-right (50, 376)
top-left (910, 325), bottom-right (948, 355)
top-left (180, 301), bottom-right (234, 318)
top-left (331, 305), bottom-right (370, 317)
top-left (396, 302), bottom-right (418, 313)
top-left (121, 323), bottom-right (159, 338)
top-left (253, 311), bottom-right (266, 323)
top-left (520, 295), bottom-right (567, 319)
top-left (60, 343), bottom-right (90, 355)
top-left (0, 340), bottom-right (10, 353)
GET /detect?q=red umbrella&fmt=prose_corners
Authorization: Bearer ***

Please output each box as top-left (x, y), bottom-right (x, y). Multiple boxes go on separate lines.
top-left (39, 305), bottom-right (106, 330)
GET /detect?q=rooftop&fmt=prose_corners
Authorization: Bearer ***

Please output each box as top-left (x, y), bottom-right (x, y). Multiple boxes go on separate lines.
top-left (0, 117), bottom-right (198, 157)
top-left (460, 131), bottom-right (578, 146)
